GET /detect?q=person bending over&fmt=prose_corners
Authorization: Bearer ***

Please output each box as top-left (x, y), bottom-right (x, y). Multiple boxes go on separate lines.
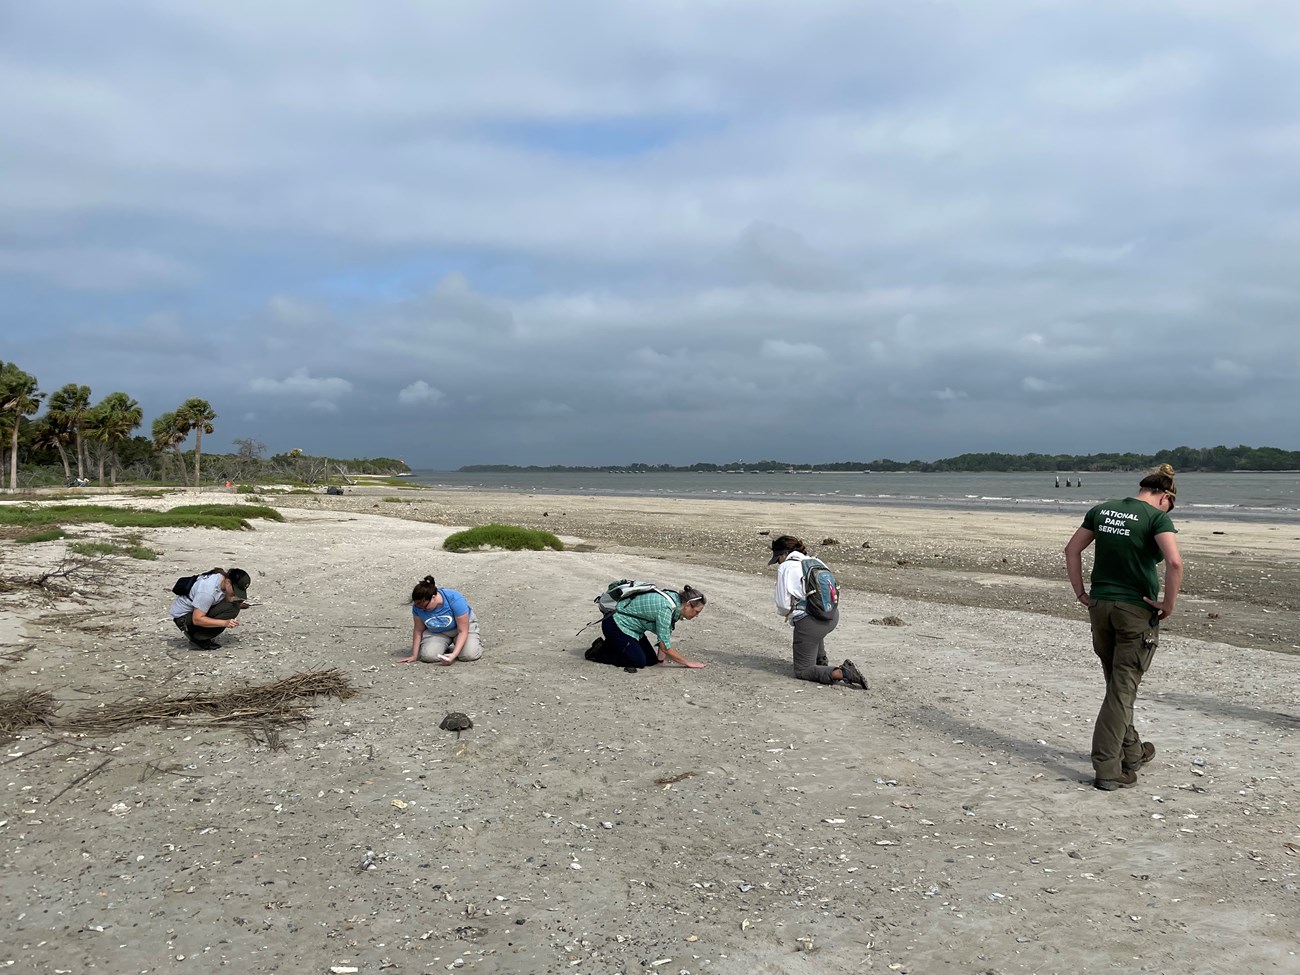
top-left (169, 567), bottom-right (251, 651)
top-left (586, 585), bottom-right (707, 670)
top-left (401, 574), bottom-right (484, 665)
top-left (768, 535), bottom-right (866, 689)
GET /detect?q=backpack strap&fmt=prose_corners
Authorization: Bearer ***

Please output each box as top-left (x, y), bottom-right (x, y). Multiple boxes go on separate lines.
top-left (616, 588), bottom-right (675, 624)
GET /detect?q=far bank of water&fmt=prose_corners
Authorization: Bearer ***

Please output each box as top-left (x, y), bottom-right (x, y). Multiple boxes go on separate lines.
top-left (406, 470), bottom-right (1300, 523)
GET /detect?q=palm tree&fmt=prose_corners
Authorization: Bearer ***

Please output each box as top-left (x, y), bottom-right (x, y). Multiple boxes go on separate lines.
top-left (85, 392), bottom-right (143, 486)
top-left (151, 411), bottom-right (189, 486)
top-left (30, 417), bottom-right (72, 481)
top-left (175, 398), bottom-right (216, 491)
top-left (46, 383), bottom-right (93, 480)
top-left (0, 362), bottom-right (44, 491)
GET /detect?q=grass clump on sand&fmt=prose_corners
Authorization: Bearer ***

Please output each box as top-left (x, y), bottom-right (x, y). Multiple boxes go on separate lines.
top-left (69, 540), bottom-right (159, 561)
top-left (15, 528), bottom-right (68, 544)
top-left (443, 523), bottom-right (564, 553)
top-left (0, 503), bottom-right (284, 533)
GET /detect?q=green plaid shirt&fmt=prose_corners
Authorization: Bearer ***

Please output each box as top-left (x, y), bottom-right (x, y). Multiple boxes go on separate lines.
top-left (612, 589), bottom-right (681, 648)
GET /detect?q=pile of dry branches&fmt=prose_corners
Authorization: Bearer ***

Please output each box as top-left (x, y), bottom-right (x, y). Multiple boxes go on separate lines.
top-left (54, 669), bottom-right (357, 738)
top-left (0, 690), bottom-right (59, 740)
top-left (3, 667), bottom-right (358, 748)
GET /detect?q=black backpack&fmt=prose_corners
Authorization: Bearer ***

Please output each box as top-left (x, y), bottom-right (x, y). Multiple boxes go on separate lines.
top-left (171, 574), bottom-right (201, 597)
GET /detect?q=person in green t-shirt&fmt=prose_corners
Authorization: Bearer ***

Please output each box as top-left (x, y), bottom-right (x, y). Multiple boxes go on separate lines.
top-left (1064, 464), bottom-right (1184, 791)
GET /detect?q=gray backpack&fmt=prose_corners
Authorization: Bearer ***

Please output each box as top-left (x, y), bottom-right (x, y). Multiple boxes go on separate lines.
top-left (594, 579), bottom-right (672, 617)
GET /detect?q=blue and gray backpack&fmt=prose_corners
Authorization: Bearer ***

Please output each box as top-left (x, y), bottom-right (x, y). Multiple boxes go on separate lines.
top-left (799, 557), bottom-right (840, 620)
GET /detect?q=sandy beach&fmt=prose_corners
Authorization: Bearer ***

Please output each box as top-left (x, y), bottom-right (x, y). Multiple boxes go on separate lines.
top-left (2, 486), bottom-right (1298, 975)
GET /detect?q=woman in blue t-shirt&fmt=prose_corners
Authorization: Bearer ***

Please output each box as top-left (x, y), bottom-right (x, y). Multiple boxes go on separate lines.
top-left (400, 574), bottom-right (484, 664)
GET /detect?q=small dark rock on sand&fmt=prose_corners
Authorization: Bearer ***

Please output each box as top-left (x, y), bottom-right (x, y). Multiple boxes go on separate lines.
top-left (439, 712), bottom-right (473, 738)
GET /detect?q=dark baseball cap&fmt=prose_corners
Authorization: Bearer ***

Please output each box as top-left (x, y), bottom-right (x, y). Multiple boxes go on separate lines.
top-left (227, 568), bottom-right (250, 601)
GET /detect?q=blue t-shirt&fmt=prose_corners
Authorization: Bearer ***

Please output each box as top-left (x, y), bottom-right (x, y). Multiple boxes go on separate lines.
top-left (412, 588), bottom-right (472, 633)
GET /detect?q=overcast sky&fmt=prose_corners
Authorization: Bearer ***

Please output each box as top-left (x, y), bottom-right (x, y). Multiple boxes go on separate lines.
top-left (3, 1), bottom-right (1298, 469)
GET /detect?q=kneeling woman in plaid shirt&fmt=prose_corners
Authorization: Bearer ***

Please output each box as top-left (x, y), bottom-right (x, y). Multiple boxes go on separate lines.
top-left (586, 585), bottom-right (708, 670)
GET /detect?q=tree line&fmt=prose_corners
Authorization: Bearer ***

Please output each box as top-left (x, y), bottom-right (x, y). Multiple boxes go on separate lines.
top-left (0, 360), bottom-right (407, 490)
top-left (462, 445), bottom-right (1300, 474)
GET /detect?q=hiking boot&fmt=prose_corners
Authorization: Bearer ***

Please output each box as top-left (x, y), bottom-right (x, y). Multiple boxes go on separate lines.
top-left (1123, 742), bottom-right (1156, 773)
top-left (1094, 770), bottom-right (1138, 791)
top-left (585, 637), bottom-right (605, 661)
top-left (839, 659), bottom-right (868, 690)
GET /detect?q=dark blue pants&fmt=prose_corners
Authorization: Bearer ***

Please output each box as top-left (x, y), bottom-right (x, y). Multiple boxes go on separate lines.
top-left (589, 614), bottom-right (660, 669)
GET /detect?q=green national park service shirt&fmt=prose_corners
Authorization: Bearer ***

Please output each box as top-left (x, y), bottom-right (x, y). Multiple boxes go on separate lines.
top-left (1082, 497), bottom-right (1177, 607)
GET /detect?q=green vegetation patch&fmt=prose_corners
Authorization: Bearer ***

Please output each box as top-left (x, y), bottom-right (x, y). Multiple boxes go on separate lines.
top-left (69, 540), bottom-right (159, 561)
top-left (0, 503), bottom-right (284, 533)
top-left (14, 528), bottom-right (68, 544)
top-left (443, 523), bottom-right (565, 553)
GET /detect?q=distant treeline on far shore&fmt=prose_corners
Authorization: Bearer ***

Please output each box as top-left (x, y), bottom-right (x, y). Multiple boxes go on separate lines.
top-left (461, 445), bottom-right (1300, 475)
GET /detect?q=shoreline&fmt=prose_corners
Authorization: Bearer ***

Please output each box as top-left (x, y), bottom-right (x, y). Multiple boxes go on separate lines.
top-left (412, 482), bottom-right (1300, 523)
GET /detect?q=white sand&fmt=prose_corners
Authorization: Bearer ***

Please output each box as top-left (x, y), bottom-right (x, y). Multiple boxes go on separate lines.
top-left (1, 492), bottom-right (1297, 974)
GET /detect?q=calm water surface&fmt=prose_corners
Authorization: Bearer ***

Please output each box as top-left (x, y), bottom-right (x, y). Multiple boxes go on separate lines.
top-left (406, 470), bottom-right (1300, 523)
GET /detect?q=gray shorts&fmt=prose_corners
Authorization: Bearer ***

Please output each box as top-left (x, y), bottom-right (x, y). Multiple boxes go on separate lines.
top-left (418, 615), bottom-right (484, 662)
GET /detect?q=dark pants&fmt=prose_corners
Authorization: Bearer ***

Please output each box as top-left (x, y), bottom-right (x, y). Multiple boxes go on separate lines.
top-left (1089, 600), bottom-right (1157, 780)
top-left (173, 600), bottom-right (242, 642)
top-left (792, 608), bottom-right (839, 683)
top-left (588, 614), bottom-right (661, 669)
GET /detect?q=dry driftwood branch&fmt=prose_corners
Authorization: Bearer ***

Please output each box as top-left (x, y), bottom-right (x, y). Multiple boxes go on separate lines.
top-left (54, 668), bottom-right (357, 737)
top-left (31, 553), bottom-right (115, 588)
top-left (0, 553), bottom-right (117, 600)
top-left (48, 756), bottom-right (113, 804)
top-left (0, 737), bottom-right (63, 766)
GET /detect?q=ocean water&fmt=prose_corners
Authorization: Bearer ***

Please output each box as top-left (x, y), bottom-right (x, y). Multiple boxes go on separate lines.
top-left (406, 469), bottom-right (1300, 523)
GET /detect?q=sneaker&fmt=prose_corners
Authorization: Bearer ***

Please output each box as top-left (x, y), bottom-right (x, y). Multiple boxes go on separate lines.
top-left (1123, 742), bottom-right (1156, 773)
top-left (191, 639), bottom-right (221, 651)
top-left (585, 637), bottom-right (605, 662)
top-left (1094, 770), bottom-right (1138, 791)
top-left (839, 659), bottom-right (868, 690)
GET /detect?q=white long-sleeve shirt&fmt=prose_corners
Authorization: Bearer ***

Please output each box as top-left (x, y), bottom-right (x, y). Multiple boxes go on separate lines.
top-left (774, 551), bottom-right (809, 624)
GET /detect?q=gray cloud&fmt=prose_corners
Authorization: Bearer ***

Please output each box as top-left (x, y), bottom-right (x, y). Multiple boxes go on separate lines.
top-left (2, 1), bottom-right (1298, 467)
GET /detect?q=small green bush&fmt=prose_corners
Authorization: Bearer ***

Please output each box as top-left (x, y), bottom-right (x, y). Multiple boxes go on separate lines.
top-left (16, 528), bottom-right (67, 544)
top-left (69, 540), bottom-right (160, 560)
top-left (381, 497), bottom-right (407, 503)
top-left (236, 484), bottom-right (256, 493)
top-left (443, 523), bottom-right (564, 553)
